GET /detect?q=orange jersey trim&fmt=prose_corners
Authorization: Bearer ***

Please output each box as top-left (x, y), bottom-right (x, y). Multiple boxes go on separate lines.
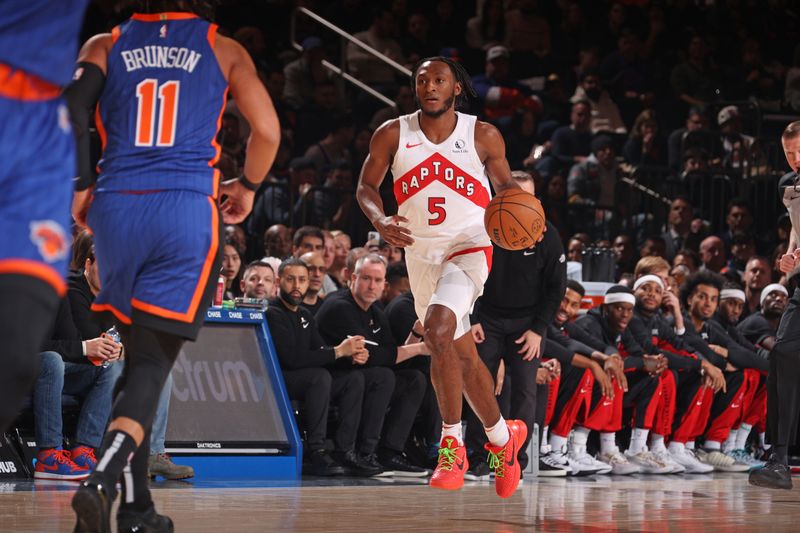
top-left (95, 105), bottom-right (107, 152)
top-left (207, 23), bottom-right (218, 48)
top-left (111, 25), bottom-right (121, 43)
top-left (208, 86), bottom-right (229, 199)
top-left (0, 259), bottom-right (66, 297)
top-left (91, 303), bottom-right (132, 325)
top-left (0, 63), bottom-right (61, 101)
top-left (131, 196), bottom-right (219, 322)
top-left (131, 12), bottom-right (199, 22)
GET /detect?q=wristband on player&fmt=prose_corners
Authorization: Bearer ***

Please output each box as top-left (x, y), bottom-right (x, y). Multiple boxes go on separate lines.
top-left (238, 174), bottom-right (261, 191)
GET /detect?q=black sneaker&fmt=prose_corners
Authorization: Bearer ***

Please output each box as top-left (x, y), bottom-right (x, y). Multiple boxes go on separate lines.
top-left (72, 477), bottom-right (117, 533)
top-left (749, 459), bottom-right (793, 490)
top-left (379, 450), bottom-right (430, 478)
top-left (117, 506), bottom-right (174, 533)
top-left (304, 449), bottom-right (345, 477)
top-left (538, 453), bottom-right (569, 477)
top-left (360, 452), bottom-right (394, 477)
top-left (333, 450), bottom-right (382, 477)
top-left (464, 457), bottom-right (491, 481)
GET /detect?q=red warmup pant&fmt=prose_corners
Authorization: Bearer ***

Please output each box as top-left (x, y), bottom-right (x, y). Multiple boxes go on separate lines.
top-left (545, 373), bottom-right (560, 427)
top-left (653, 371), bottom-right (677, 437)
top-left (741, 371), bottom-right (768, 433)
top-left (671, 370), bottom-right (714, 444)
top-left (551, 368), bottom-right (594, 438)
top-left (705, 370), bottom-right (748, 443)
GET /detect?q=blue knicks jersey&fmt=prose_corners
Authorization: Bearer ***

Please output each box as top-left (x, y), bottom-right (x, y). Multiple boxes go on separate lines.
top-left (96, 13), bottom-right (228, 197)
top-left (0, 0), bottom-right (89, 86)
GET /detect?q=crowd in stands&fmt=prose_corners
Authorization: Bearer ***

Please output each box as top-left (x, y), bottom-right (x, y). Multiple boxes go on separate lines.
top-left (23, 0), bottom-right (800, 480)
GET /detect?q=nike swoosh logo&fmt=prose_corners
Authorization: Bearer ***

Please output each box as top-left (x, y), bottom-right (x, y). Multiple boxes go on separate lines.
top-left (405, 142), bottom-right (423, 148)
top-left (602, 401), bottom-right (612, 406)
top-left (523, 250), bottom-right (535, 256)
top-left (731, 403), bottom-right (740, 409)
top-left (302, 323), bottom-right (309, 329)
top-left (507, 440), bottom-right (516, 467)
top-left (372, 328), bottom-right (381, 333)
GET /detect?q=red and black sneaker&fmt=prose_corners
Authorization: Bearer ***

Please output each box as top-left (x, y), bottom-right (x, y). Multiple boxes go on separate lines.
top-left (429, 436), bottom-right (468, 491)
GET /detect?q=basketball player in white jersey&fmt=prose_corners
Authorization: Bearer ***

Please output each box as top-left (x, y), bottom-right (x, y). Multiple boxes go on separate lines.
top-left (357, 57), bottom-right (526, 498)
top-left (750, 120), bottom-right (800, 490)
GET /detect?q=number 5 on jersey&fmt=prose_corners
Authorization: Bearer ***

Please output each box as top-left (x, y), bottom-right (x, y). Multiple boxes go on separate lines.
top-left (135, 79), bottom-right (180, 147)
top-left (428, 197), bottom-right (446, 225)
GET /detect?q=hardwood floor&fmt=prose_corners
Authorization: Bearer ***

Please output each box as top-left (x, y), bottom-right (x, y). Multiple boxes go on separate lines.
top-left (1, 474), bottom-right (798, 532)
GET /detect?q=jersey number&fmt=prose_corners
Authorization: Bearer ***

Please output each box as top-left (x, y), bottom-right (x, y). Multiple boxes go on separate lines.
top-left (135, 79), bottom-right (180, 147)
top-left (428, 197), bottom-right (446, 225)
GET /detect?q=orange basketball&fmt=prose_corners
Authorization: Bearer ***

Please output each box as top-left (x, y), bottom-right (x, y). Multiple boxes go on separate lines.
top-left (484, 189), bottom-right (546, 250)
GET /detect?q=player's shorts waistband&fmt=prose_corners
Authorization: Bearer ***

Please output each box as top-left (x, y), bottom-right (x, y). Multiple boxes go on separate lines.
top-left (0, 63), bottom-right (61, 101)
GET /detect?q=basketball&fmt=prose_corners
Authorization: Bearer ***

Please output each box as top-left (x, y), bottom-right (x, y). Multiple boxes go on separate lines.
top-left (484, 189), bottom-right (546, 250)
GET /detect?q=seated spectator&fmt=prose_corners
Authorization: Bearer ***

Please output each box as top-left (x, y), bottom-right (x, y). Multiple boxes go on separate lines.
top-left (292, 226), bottom-right (325, 257)
top-left (240, 261), bottom-right (276, 301)
top-left (330, 231), bottom-right (352, 286)
top-left (567, 134), bottom-right (623, 240)
top-left (262, 224), bottom-right (292, 260)
top-left (570, 68), bottom-right (626, 134)
top-left (221, 238), bottom-right (243, 300)
top-left (536, 100), bottom-right (592, 180)
top-left (667, 108), bottom-right (713, 171)
top-left (369, 85), bottom-right (416, 131)
top-left (639, 235), bottom-right (667, 260)
top-left (320, 231), bottom-right (340, 296)
top-left (250, 157), bottom-right (317, 235)
top-left (401, 10), bottom-right (440, 65)
top-left (217, 113), bottom-right (244, 165)
top-left (308, 160), bottom-right (354, 231)
top-left (567, 237), bottom-right (584, 263)
top-left (472, 45), bottom-right (540, 126)
top-left (33, 255), bottom-right (123, 479)
top-left (283, 36), bottom-right (332, 111)
top-left (717, 106), bottom-right (760, 174)
top-left (304, 116), bottom-right (354, 174)
top-left (661, 196), bottom-right (704, 261)
top-left (506, 108), bottom-right (543, 171)
top-left (623, 109), bottom-right (666, 166)
top-left (299, 252), bottom-right (327, 316)
top-left (382, 262), bottom-right (410, 306)
top-left (294, 80), bottom-right (343, 153)
top-left (347, 6), bottom-right (405, 88)
top-left (600, 28), bottom-right (654, 125)
top-left (465, 0), bottom-right (505, 51)
top-left (742, 256), bottom-right (773, 317)
top-left (316, 254), bottom-right (429, 475)
top-left (720, 198), bottom-right (754, 252)
top-left (613, 234), bottom-right (638, 277)
top-left (699, 235), bottom-right (727, 273)
top-left (723, 233), bottom-right (757, 279)
top-left (673, 247), bottom-right (701, 274)
top-left (670, 34), bottom-right (720, 113)
top-left (266, 258), bottom-right (375, 476)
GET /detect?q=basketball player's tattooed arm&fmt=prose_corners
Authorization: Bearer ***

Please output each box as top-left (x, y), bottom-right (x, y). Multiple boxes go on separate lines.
top-left (475, 121), bottom-right (520, 193)
top-left (217, 35), bottom-right (280, 224)
top-left (66, 33), bottom-right (113, 228)
top-left (357, 120), bottom-right (415, 247)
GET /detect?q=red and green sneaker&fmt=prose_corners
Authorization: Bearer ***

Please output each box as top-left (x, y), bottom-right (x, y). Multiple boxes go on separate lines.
top-left (429, 436), bottom-right (468, 491)
top-left (485, 419), bottom-right (527, 498)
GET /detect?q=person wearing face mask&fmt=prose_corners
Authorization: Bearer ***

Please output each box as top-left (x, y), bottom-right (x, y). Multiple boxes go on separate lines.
top-left (570, 68), bottom-right (626, 134)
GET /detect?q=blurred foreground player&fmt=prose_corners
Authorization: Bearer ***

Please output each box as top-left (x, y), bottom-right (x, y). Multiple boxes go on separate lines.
top-left (0, 0), bottom-right (89, 433)
top-left (357, 56), bottom-right (526, 497)
top-left (750, 121), bottom-right (800, 490)
top-left (66, 1), bottom-right (280, 530)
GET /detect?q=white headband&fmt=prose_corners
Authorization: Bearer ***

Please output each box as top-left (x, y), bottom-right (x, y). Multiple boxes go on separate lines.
top-left (720, 289), bottom-right (746, 302)
top-left (633, 274), bottom-right (664, 292)
top-left (760, 283), bottom-right (789, 307)
top-left (604, 292), bottom-right (636, 306)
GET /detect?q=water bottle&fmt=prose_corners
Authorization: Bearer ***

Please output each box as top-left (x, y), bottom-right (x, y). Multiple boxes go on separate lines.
top-left (213, 273), bottom-right (225, 306)
top-left (89, 326), bottom-right (119, 368)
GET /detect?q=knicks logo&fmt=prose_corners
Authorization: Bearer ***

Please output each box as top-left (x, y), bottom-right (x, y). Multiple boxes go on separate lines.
top-left (30, 221), bottom-right (70, 263)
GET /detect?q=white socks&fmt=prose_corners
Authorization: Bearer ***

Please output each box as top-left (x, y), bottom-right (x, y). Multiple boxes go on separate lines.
top-left (441, 422), bottom-right (463, 445)
top-left (650, 434), bottom-right (667, 453)
top-left (704, 440), bottom-right (721, 451)
top-left (723, 431), bottom-right (737, 453)
top-left (668, 441), bottom-right (685, 453)
top-left (484, 417), bottom-right (510, 447)
top-left (628, 428), bottom-right (650, 455)
top-left (600, 432), bottom-right (617, 455)
top-left (549, 433), bottom-right (569, 452)
top-left (571, 426), bottom-right (591, 455)
top-left (735, 423), bottom-right (753, 450)
top-left (759, 432), bottom-right (771, 451)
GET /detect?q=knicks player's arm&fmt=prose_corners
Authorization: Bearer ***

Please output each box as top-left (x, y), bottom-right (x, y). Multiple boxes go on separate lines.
top-left (474, 121), bottom-right (520, 193)
top-left (215, 35), bottom-right (280, 224)
top-left (357, 120), bottom-right (414, 247)
top-left (64, 33), bottom-right (113, 227)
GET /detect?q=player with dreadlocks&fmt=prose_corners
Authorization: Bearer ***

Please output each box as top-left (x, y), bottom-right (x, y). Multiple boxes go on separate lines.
top-left (357, 57), bottom-right (526, 497)
top-left (65, 0), bottom-right (279, 530)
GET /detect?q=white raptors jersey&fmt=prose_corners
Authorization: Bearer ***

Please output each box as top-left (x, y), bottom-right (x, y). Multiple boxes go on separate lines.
top-left (391, 111), bottom-right (492, 263)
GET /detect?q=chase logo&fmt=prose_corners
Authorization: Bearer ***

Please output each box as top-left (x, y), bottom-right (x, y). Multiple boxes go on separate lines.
top-left (30, 220), bottom-right (70, 263)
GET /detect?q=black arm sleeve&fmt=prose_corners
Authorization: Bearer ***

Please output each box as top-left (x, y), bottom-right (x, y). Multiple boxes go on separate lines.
top-left (682, 327), bottom-right (726, 369)
top-left (63, 62), bottom-right (105, 191)
top-left (709, 321), bottom-right (769, 372)
top-left (530, 228), bottom-right (566, 336)
top-left (266, 307), bottom-right (335, 370)
top-left (566, 320), bottom-right (617, 355)
top-left (544, 338), bottom-right (574, 366)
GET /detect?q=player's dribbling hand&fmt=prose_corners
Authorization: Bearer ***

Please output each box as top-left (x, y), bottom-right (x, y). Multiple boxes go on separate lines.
top-left (374, 215), bottom-right (414, 247)
top-left (219, 178), bottom-right (255, 224)
top-left (471, 323), bottom-right (485, 343)
top-left (72, 188), bottom-right (93, 229)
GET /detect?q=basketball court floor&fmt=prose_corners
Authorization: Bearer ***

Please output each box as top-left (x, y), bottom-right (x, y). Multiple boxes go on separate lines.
top-left (2, 473), bottom-right (799, 532)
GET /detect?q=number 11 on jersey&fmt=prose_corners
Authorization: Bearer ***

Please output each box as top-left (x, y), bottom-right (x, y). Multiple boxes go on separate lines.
top-left (135, 79), bottom-right (180, 147)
